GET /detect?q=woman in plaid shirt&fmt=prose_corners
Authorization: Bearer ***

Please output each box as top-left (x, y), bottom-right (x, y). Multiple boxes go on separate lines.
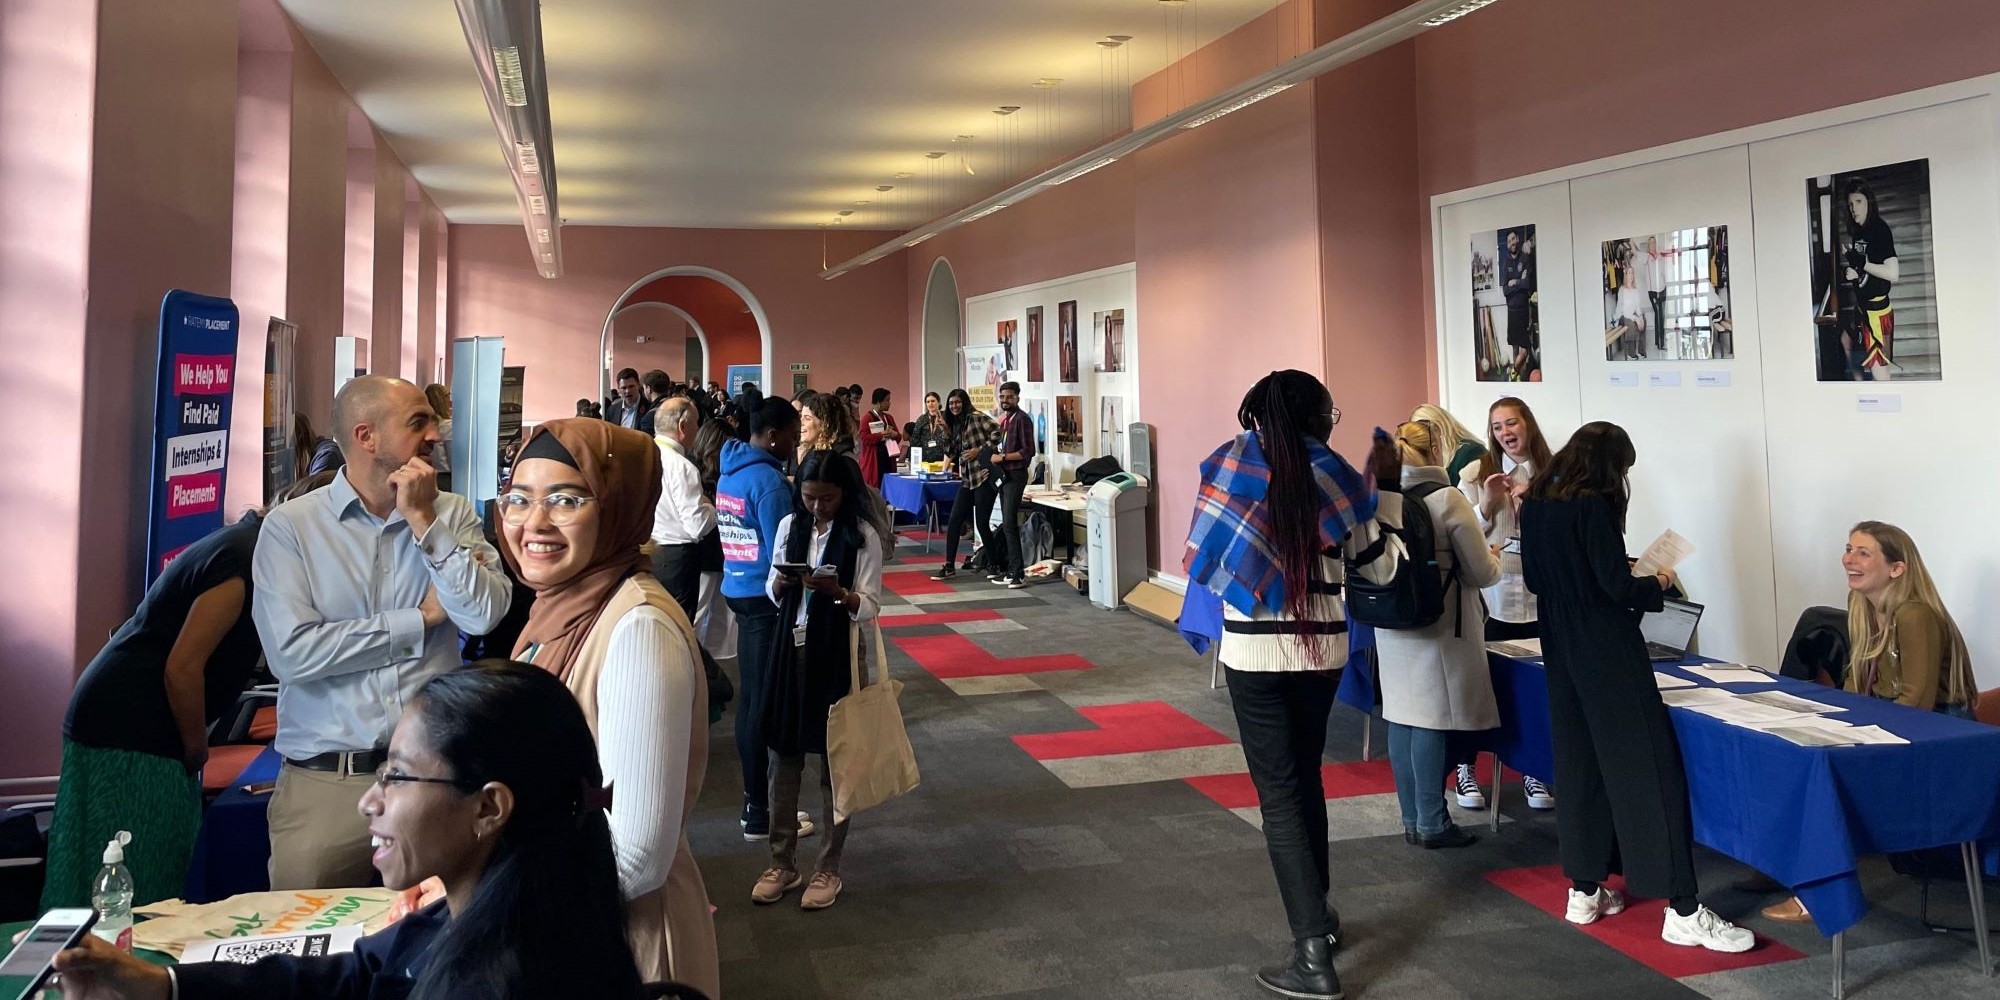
top-left (931, 388), bottom-right (1004, 579)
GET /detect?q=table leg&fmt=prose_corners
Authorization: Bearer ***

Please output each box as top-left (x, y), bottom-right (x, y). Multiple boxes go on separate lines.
top-left (1832, 931), bottom-right (1844, 1000)
top-left (1209, 647), bottom-right (1221, 690)
top-left (1963, 841), bottom-right (1994, 977)
top-left (925, 501), bottom-right (938, 555)
top-left (1490, 753), bottom-right (1503, 833)
top-left (1360, 716), bottom-right (1372, 762)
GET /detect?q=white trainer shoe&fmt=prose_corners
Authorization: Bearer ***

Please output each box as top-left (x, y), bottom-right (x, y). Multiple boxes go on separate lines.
top-left (1565, 886), bottom-right (1626, 925)
top-left (1453, 764), bottom-right (1486, 809)
top-left (1661, 904), bottom-right (1755, 953)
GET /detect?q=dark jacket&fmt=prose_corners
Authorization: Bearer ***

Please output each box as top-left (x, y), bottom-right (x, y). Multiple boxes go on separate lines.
top-left (1519, 493), bottom-right (1665, 662)
top-left (174, 900), bottom-right (447, 999)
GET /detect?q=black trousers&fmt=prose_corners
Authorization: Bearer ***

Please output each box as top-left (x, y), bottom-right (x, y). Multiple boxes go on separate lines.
top-left (997, 468), bottom-right (1028, 579)
top-left (727, 595), bottom-right (782, 820)
top-left (1226, 667), bottom-right (1338, 940)
top-left (656, 539), bottom-right (726, 710)
top-left (942, 479), bottom-right (997, 566)
top-left (1545, 637), bottom-right (1699, 901)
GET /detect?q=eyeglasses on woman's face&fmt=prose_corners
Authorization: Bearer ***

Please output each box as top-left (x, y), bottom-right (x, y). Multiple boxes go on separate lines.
top-left (373, 763), bottom-right (480, 794)
top-left (496, 491), bottom-right (596, 526)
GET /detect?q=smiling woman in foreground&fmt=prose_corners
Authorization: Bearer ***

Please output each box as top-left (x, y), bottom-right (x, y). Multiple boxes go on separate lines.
top-left (49, 661), bottom-right (647, 1000)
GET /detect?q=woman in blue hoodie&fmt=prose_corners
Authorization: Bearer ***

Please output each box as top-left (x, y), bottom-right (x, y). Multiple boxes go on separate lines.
top-left (716, 398), bottom-right (803, 840)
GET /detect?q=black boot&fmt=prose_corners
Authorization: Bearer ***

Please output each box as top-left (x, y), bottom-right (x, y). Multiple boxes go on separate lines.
top-left (1256, 934), bottom-right (1343, 1000)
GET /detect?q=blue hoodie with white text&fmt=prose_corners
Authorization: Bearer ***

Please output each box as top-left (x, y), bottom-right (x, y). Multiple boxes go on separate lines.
top-left (717, 437), bottom-right (793, 600)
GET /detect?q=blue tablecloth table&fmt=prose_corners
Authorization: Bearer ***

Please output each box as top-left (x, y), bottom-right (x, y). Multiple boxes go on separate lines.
top-left (880, 474), bottom-right (960, 552)
top-left (182, 746), bottom-right (281, 903)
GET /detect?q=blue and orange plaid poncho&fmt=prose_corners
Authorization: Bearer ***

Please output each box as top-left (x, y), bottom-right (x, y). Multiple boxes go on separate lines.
top-left (1183, 430), bottom-right (1376, 616)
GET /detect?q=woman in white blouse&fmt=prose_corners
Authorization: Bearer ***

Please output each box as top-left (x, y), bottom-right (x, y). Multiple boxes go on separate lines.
top-left (751, 449), bottom-right (884, 912)
top-left (499, 419), bottom-right (720, 997)
top-left (1453, 396), bottom-right (1559, 812)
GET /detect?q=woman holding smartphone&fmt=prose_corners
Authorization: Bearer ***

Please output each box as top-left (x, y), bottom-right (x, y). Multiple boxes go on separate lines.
top-left (752, 451), bottom-right (883, 912)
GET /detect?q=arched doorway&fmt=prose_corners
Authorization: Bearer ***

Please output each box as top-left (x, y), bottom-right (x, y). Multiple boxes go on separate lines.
top-left (921, 258), bottom-right (962, 395)
top-left (610, 302), bottom-right (711, 386)
top-left (599, 266), bottom-right (772, 400)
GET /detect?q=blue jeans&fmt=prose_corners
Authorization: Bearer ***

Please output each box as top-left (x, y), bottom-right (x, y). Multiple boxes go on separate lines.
top-left (1386, 722), bottom-right (1451, 837)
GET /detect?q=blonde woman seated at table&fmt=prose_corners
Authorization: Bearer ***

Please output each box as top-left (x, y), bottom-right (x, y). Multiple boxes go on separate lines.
top-left (1762, 519), bottom-right (1979, 923)
top-left (1358, 421), bottom-right (1502, 850)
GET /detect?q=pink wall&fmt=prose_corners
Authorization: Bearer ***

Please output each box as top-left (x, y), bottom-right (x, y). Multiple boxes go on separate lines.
top-left (1411, 0), bottom-right (2000, 389)
top-left (0, 0), bottom-right (101, 783)
top-left (625, 275), bottom-right (761, 379)
top-left (230, 46), bottom-right (292, 515)
top-left (370, 148), bottom-right (406, 378)
top-left (448, 225), bottom-right (908, 424)
top-left (1133, 2), bottom-right (1327, 571)
top-left (610, 307), bottom-right (692, 383)
top-left (416, 202), bottom-right (441, 384)
top-left (286, 37), bottom-right (353, 430)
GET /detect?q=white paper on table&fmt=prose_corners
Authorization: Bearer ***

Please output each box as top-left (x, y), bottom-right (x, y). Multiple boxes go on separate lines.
top-left (180, 926), bottom-right (363, 964)
top-left (1744, 715), bottom-right (1855, 735)
top-left (1486, 638), bottom-right (1543, 658)
top-left (1632, 529), bottom-right (1696, 578)
top-left (1836, 724), bottom-right (1910, 745)
top-left (1678, 664), bottom-right (1777, 685)
top-left (1660, 687), bottom-right (1737, 708)
top-left (1654, 672), bottom-right (1697, 690)
top-left (1681, 699), bottom-right (1819, 727)
top-left (1736, 690), bottom-right (1843, 716)
top-left (1763, 725), bottom-right (1861, 747)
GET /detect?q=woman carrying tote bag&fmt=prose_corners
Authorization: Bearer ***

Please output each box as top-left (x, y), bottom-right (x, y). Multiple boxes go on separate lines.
top-left (752, 450), bottom-right (887, 912)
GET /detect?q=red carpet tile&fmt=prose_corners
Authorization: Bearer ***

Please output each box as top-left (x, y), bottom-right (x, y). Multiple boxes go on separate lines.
top-left (1484, 865), bottom-right (1804, 978)
top-left (878, 609), bottom-right (1004, 629)
top-left (1014, 701), bottom-right (1233, 761)
top-left (893, 633), bottom-right (1094, 680)
top-left (882, 571), bottom-right (956, 597)
top-left (1184, 759), bottom-right (1399, 809)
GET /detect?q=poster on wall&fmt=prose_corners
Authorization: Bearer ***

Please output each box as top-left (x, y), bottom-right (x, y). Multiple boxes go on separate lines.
top-left (1099, 396), bottom-right (1125, 460)
top-left (997, 319), bottom-right (1018, 374)
top-left (966, 344), bottom-right (1003, 414)
top-left (725, 364), bottom-right (763, 396)
top-left (1023, 398), bottom-right (1050, 458)
top-left (1601, 227), bottom-right (1734, 362)
top-left (1057, 301), bottom-right (1079, 383)
top-left (262, 318), bottom-right (298, 502)
top-left (1807, 159), bottom-right (1940, 382)
top-left (1056, 394), bottom-right (1084, 455)
top-left (1094, 308), bottom-right (1126, 373)
top-left (1471, 225), bottom-right (1539, 382)
top-left (147, 290), bottom-right (240, 586)
top-left (1025, 307), bottom-right (1045, 383)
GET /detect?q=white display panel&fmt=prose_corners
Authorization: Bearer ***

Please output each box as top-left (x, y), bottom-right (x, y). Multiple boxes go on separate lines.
top-left (1434, 182), bottom-right (1584, 452)
top-left (964, 264), bottom-right (1138, 483)
top-left (1567, 146), bottom-right (1779, 666)
top-left (1749, 99), bottom-right (2000, 686)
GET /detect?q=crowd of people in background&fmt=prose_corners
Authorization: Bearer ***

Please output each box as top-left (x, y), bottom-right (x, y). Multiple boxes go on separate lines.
top-left (32, 361), bottom-right (1989, 1000)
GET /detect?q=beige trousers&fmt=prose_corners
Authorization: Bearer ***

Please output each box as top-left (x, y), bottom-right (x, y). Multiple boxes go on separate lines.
top-left (266, 762), bottom-right (377, 890)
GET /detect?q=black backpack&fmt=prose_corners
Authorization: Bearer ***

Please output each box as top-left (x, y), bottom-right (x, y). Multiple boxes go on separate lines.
top-left (1345, 481), bottom-right (1456, 632)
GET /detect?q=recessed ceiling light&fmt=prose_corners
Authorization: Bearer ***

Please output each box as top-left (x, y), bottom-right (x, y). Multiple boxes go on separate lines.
top-left (894, 172), bottom-right (914, 179)
top-left (1097, 40), bottom-right (1122, 49)
top-left (999, 106), bottom-right (1021, 114)
top-left (1108, 34), bottom-right (1133, 42)
top-left (837, 210), bottom-right (854, 217)
top-left (854, 200), bottom-right (870, 206)
top-left (876, 185), bottom-right (894, 192)
top-left (924, 151), bottom-right (946, 159)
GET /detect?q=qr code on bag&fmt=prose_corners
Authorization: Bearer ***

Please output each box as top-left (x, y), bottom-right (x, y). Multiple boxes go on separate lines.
top-left (212, 933), bottom-right (333, 963)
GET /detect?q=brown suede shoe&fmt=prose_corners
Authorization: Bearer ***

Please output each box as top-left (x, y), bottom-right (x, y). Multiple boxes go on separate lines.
top-left (1761, 896), bottom-right (1813, 923)
top-left (751, 867), bottom-right (801, 905)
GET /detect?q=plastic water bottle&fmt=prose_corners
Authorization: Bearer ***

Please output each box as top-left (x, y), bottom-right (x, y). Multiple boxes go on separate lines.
top-left (90, 831), bottom-right (134, 951)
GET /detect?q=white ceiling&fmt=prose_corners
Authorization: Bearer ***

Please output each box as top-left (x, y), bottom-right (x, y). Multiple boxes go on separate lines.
top-left (278, 0), bottom-right (1278, 229)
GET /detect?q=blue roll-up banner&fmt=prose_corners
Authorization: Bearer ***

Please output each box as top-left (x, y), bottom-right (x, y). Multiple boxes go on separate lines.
top-left (725, 364), bottom-right (763, 397)
top-left (146, 290), bottom-right (241, 587)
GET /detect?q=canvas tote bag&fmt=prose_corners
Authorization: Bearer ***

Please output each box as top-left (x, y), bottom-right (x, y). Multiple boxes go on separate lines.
top-left (826, 619), bottom-right (919, 822)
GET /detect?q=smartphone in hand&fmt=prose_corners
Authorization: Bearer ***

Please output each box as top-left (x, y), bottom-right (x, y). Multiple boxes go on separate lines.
top-left (0, 908), bottom-right (97, 998)
top-left (772, 562), bottom-right (811, 578)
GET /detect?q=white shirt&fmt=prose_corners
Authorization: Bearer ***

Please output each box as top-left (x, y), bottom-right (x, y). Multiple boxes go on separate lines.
top-left (1459, 459), bottom-right (1537, 624)
top-left (251, 471), bottom-right (512, 758)
top-left (652, 435), bottom-right (717, 546)
top-left (765, 515), bottom-right (883, 627)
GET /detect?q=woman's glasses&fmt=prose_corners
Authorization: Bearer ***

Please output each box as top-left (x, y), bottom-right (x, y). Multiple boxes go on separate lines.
top-left (497, 492), bottom-right (597, 526)
top-left (374, 764), bottom-right (480, 793)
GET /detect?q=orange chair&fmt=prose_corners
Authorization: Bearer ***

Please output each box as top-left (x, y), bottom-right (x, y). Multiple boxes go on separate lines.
top-left (1975, 687), bottom-right (2000, 726)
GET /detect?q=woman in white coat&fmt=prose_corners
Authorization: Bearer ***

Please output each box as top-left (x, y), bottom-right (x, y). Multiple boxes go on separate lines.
top-left (1373, 420), bottom-right (1502, 849)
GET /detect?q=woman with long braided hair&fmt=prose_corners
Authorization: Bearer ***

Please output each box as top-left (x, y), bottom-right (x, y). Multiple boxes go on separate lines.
top-left (1184, 370), bottom-right (1376, 1000)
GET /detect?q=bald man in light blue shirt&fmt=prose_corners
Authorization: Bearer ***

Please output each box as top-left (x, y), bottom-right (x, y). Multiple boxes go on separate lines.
top-left (252, 375), bottom-right (511, 889)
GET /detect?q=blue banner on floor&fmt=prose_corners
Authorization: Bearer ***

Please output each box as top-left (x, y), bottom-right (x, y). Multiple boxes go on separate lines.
top-left (146, 289), bottom-right (241, 587)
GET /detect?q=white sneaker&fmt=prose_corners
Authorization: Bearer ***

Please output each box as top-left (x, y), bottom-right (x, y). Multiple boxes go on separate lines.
top-left (1524, 776), bottom-right (1555, 810)
top-left (1453, 764), bottom-right (1486, 809)
top-left (796, 811), bottom-right (817, 839)
top-left (1565, 886), bottom-right (1626, 925)
top-left (1661, 904), bottom-right (1755, 953)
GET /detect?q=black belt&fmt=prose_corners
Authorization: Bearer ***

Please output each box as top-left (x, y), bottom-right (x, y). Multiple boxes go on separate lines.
top-left (285, 748), bottom-right (388, 777)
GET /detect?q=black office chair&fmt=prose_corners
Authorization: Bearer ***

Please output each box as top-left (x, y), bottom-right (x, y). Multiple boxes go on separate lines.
top-left (0, 802), bottom-right (55, 922)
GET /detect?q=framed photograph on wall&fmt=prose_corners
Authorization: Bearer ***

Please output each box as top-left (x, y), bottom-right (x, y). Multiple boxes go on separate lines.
top-left (1600, 227), bottom-right (1734, 362)
top-left (1057, 301), bottom-right (1080, 382)
top-left (1026, 306), bottom-right (1045, 383)
top-left (1099, 395), bottom-right (1125, 460)
top-left (1055, 394), bottom-right (1084, 455)
top-left (1024, 398), bottom-right (1051, 457)
top-left (1472, 225), bottom-right (1539, 382)
top-left (1094, 308), bottom-right (1125, 373)
top-left (997, 319), bottom-right (1018, 374)
top-left (1807, 159), bottom-right (1939, 381)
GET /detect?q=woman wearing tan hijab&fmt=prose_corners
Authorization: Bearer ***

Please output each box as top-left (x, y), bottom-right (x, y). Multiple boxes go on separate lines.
top-left (500, 418), bottom-right (720, 998)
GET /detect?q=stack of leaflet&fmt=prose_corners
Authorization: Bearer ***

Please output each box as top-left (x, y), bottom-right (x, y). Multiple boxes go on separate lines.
top-left (1657, 684), bottom-right (1907, 746)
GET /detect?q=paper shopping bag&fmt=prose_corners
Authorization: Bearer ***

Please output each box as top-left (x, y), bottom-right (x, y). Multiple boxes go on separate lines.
top-left (826, 620), bottom-right (919, 823)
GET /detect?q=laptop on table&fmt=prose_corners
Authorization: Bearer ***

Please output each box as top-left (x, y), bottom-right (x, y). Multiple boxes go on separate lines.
top-left (1640, 598), bottom-right (1703, 663)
